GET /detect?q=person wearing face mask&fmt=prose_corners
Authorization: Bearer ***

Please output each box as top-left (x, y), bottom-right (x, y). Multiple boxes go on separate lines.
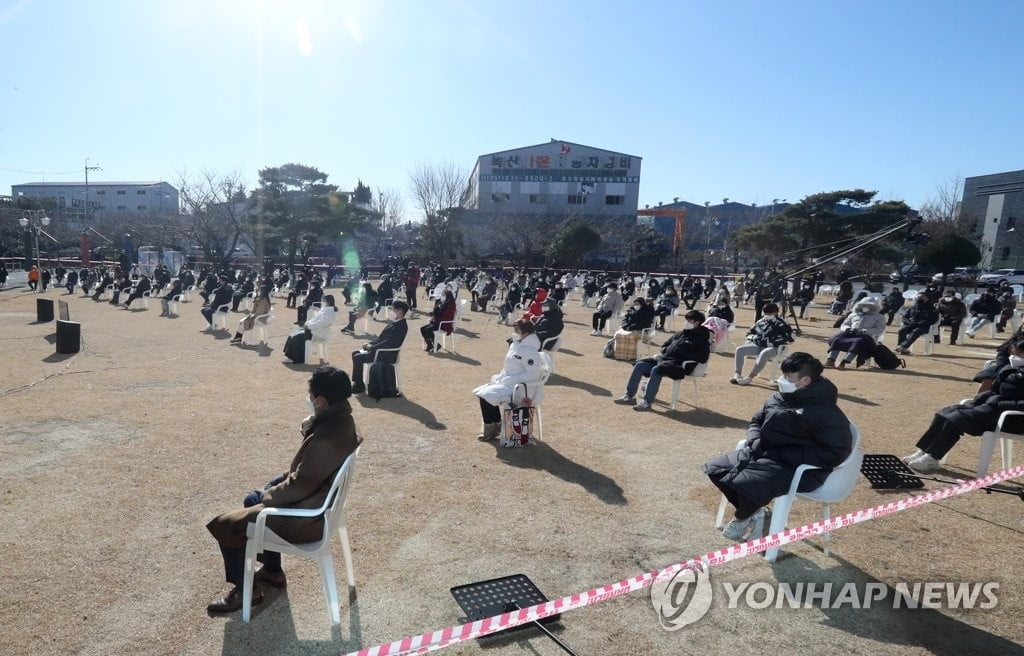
top-left (731, 302), bottom-right (795, 385)
top-left (881, 286), bottom-right (905, 326)
top-left (995, 291), bottom-right (1017, 333)
top-left (936, 290), bottom-right (967, 345)
top-left (904, 336), bottom-right (1024, 473)
top-left (421, 289), bottom-right (457, 353)
top-left (793, 284), bottom-right (815, 319)
top-left (610, 297), bottom-right (656, 360)
top-left (349, 301), bottom-right (409, 394)
top-left (205, 366), bottom-right (361, 613)
top-left (591, 283), bottom-right (624, 336)
top-left (704, 352), bottom-right (853, 541)
top-left (473, 320), bottom-right (547, 441)
top-left (893, 292), bottom-right (940, 355)
top-left (230, 285), bottom-right (273, 343)
top-left (283, 295), bottom-right (338, 363)
top-left (964, 291), bottom-right (1003, 338)
top-left (533, 299), bottom-right (565, 350)
top-left (824, 298), bottom-right (886, 369)
top-left (615, 310), bottom-right (711, 411)
top-left (654, 287), bottom-right (681, 331)
top-left (708, 299), bottom-right (734, 325)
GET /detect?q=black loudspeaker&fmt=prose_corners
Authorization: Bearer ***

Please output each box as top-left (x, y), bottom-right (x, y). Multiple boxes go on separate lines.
top-left (36, 298), bottom-right (54, 322)
top-left (56, 320), bottom-right (81, 354)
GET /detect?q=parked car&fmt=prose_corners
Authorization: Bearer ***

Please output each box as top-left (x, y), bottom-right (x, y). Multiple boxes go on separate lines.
top-left (946, 267), bottom-right (982, 284)
top-left (889, 263), bottom-right (919, 284)
top-left (978, 268), bottom-right (1024, 287)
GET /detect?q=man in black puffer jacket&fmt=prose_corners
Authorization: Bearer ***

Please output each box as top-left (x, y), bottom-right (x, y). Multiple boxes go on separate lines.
top-left (614, 310), bottom-right (711, 412)
top-left (905, 336), bottom-right (1024, 473)
top-left (704, 352), bottom-right (853, 541)
top-left (533, 300), bottom-right (565, 350)
top-left (894, 292), bottom-right (940, 355)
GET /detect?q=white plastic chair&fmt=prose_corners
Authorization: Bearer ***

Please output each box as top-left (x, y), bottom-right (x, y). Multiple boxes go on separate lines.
top-left (433, 320), bottom-right (456, 353)
top-left (976, 409), bottom-right (1024, 477)
top-left (669, 361), bottom-right (709, 409)
top-left (100, 284), bottom-right (114, 301)
top-left (306, 337), bottom-right (329, 363)
top-left (921, 320), bottom-right (941, 355)
top-left (540, 336), bottom-right (562, 372)
top-left (498, 352), bottom-right (552, 443)
top-left (455, 299), bottom-right (469, 329)
top-left (242, 311), bottom-right (273, 346)
top-left (817, 285), bottom-right (833, 296)
top-left (239, 292), bottom-right (255, 313)
top-left (371, 347), bottom-right (402, 394)
top-left (242, 446), bottom-right (360, 624)
top-left (212, 303), bottom-right (232, 330)
top-left (182, 285), bottom-right (195, 302)
top-left (760, 344), bottom-right (789, 381)
top-left (167, 294), bottom-right (182, 316)
top-left (640, 323), bottom-right (658, 356)
top-left (714, 422), bottom-right (863, 563)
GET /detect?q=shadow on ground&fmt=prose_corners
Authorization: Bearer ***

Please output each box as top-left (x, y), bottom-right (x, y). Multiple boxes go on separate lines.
top-left (659, 406), bottom-right (750, 429)
top-left (354, 393), bottom-right (447, 430)
top-left (547, 373), bottom-right (612, 397)
top-left (432, 351), bottom-right (482, 366)
top-left (219, 587), bottom-right (362, 656)
top-left (770, 554), bottom-right (1020, 656)
top-left (491, 441), bottom-right (627, 505)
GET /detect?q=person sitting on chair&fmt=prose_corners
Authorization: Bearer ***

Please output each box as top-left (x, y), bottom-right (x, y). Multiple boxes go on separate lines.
top-left (654, 287), bottom-right (681, 331)
top-left (498, 282), bottom-right (522, 325)
top-left (231, 276), bottom-right (255, 311)
top-left (894, 292), bottom-right (939, 354)
top-left (731, 302), bottom-right (795, 385)
top-left (125, 274), bottom-right (152, 308)
top-left (964, 290), bottom-right (1002, 339)
top-left (704, 352), bottom-right (853, 540)
top-left (591, 283), bottom-right (624, 335)
top-left (881, 287), bottom-right (905, 326)
top-left (373, 275), bottom-right (395, 316)
top-left (615, 310), bottom-right (711, 412)
top-left (937, 290), bottom-right (967, 345)
top-left (904, 336), bottom-right (1024, 473)
top-left (286, 273), bottom-right (308, 309)
top-left (350, 301), bottom-right (408, 394)
top-left (533, 299), bottom-right (564, 350)
top-left (708, 299), bottom-right (734, 325)
top-left (473, 319), bottom-right (546, 442)
top-left (825, 297), bottom-right (886, 369)
top-left (230, 285), bottom-right (273, 343)
top-left (477, 278), bottom-right (499, 312)
top-left (996, 291), bottom-right (1017, 334)
top-left (160, 279), bottom-right (184, 316)
top-left (201, 276), bottom-right (235, 328)
top-left (296, 278), bottom-right (324, 326)
top-left (340, 282), bottom-right (378, 334)
top-left (420, 289), bottom-right (457, 352)
top-left (205, 366), bottom-right (361, 613)
top-left (610, 297), bottom-right (657, 361)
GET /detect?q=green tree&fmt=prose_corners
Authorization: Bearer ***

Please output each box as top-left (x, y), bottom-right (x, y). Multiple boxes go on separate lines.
top-left (253, 163), bottom-right (359, 268)
top-left (546, 222), bottom-right (602, 267)
top-left (353, 179), bottom-right (373, 205)
top-left (915, 235), bottom-right (982, 275)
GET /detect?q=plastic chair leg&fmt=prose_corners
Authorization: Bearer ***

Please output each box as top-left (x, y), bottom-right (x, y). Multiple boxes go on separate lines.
top-left (977, 432), bottom-right (998, 477)
top-left (318, 554), bottom-right (341, 625)
top-left (1002, 438), bottom-right (1014, 471)
top-left (241, 543), bottom-right (258, 623)
top-left (765, 495), bottom-right (794, 563)
top-left (670, 380), bottom-right (682, 411)
top-left (338, 525), bottom-right (356, 588)
top-left (714, 494), bottom-right (729, 528)
top-left (822, 503), bottom-right (831, 555)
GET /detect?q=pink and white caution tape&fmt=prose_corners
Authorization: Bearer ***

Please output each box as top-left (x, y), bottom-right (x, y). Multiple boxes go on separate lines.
top-left (345, 464), bottom-right (1024, 656)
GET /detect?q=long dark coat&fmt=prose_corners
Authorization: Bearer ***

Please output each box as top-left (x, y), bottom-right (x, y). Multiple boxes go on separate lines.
top-left (939, 364), bottom-right (1024, 435)
top-left (207, 401), bottom-right (361, 547)
top-left (703, 378), bottom-right (852, 508)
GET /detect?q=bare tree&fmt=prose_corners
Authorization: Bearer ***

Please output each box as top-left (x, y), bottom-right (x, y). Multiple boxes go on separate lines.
top-left (177, 171), bottom-right (254, 265)
top-left (372, 186), bottom-right (404, 232)
top-left (409, 162), bottom-right (470, 267)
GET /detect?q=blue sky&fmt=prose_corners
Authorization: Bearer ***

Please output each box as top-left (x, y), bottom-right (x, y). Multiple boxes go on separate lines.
top-left (1, 0), bottom-right (1022, 215)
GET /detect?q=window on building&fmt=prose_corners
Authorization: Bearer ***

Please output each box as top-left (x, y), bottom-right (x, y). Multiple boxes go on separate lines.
top-left (491, 192), bottom-right (511, 203)
top-left (568, 194), bottom-right (586, 205)
top-left (605, 195), bottom-right (624, 206)
top-left (117, 190), bottom-right (126, 195)
top-left (529, 194), bottom-right (548, 204)
top-left (96, 190), bottom-right (106, 195)
top-left (117, 205), bottom-right (126, 210)
top-left (137, 205), bottom-right (147, 210)
top-left (137, 189), bottom-right (147, 195)
top-left (1002, 247), bottom-right (1011, 259)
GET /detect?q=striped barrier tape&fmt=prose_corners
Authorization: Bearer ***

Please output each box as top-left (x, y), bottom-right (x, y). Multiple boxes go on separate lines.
top-left (345, 464), bottom-right (1024, 656)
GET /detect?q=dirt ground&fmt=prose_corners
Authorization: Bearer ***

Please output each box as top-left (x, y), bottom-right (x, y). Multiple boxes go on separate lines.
top-left (1, 279), bottom-right (1022, 656)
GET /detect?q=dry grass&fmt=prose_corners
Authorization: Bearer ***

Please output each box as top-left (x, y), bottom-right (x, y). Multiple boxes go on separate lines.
top-left (1, 284), bottom-right (1021, 656)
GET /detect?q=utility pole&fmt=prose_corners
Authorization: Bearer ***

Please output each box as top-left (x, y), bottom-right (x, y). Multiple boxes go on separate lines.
top-left (84, 158), bottom-right (102, 224)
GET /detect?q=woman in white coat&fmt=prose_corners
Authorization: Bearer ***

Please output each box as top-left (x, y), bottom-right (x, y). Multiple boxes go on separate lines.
top-left (303, 294), bottom-right (339, 341)
top-left (474, 319), bottom-right (547, 441)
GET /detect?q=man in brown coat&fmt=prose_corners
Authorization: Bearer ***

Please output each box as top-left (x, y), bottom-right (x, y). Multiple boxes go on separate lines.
top-left (206, 366), bottom-right (362, 613)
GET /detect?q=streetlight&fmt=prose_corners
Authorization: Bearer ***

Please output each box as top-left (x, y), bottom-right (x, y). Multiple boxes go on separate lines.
top-left (19, 210), bottom-right (51, 291)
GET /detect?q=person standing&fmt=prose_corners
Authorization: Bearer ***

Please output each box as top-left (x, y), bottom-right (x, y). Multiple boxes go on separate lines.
top-left (404, 261), bottom-right (421, 311)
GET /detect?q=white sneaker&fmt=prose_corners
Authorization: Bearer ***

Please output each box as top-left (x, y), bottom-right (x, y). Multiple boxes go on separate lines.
top-left (722, 508), bottom-right (765, 541)
top-left (902, 450), bottom-right (926, 464)
top-left (907, 454), bottom-right (941, 473)
top-left (590, 330), bottom-right (600, 336)
top-left (731, 376), bottom-right (751, 386)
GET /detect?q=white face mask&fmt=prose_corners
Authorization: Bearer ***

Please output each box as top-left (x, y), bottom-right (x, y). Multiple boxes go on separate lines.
top-left (684, 321), bottom-right (696, 330)
top-left (306, 395), bottom-right (317, 415)
top-left (777, 376), bottom-right (798, 394)
top-left (1010, 355), bottom-right (1024, 369)
top-left (510, 332), bottom-right (521, 342)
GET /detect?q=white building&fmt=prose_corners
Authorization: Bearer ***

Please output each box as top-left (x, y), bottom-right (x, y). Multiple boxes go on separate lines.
top-left (11, 181), bottom-right (180, 216)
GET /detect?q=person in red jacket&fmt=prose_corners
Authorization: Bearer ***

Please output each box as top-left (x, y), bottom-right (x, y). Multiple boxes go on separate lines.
top-left (404, 262), bottom-right (421, 311)
top-left (521, 287), bottom-right (548, 322)
top-left (421, 290), bottom-right (457, 352)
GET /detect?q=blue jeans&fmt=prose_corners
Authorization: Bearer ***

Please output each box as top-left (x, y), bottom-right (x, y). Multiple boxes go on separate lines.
top-left (626, 359), bottom-right (668, 403)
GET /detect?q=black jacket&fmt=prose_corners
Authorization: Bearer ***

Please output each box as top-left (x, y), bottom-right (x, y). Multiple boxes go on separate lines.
top-left (943, 364), bottom-right (1024, 434)
top-left (703, 377), bottom-right (852, 507)
top-left (621, 305), bottom-right (655, 331)
top-left (902, 301), bottom-right (939, 329)
top-left (709, 305), bottom-right (734, 324)
top-left (363, 319), bottom-right (408, 362)
top-left (210, 284), bottom-right (235, 309)
top-left (970, 296), bottom-right (1002, 318)
top-left (303, 286), bottom-right (324, 307)
top-left (746, 316), bottom-right (794, 348)
top-left (659, 325), bottom-right (711, 370)
top-left (534, 308), bottom-right (565, 348)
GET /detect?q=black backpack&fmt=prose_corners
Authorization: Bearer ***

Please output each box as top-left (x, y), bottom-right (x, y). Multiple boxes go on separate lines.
top-left (367, 362), bottom-right (401, 400)
top-left (873, 343), bottom-right (906, 370)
